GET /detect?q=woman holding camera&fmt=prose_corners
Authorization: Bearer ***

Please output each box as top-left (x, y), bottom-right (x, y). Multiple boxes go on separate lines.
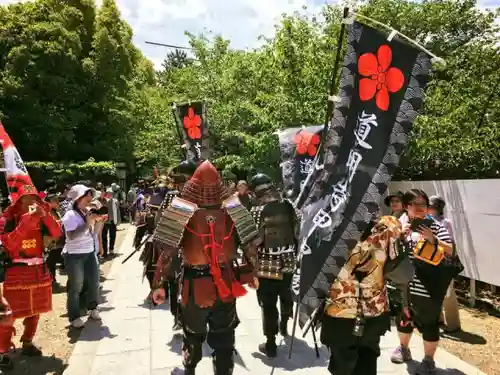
top-left (391, 189), bottom-right (454, 375)
top-left (61, 185), bottom-right (102, 329)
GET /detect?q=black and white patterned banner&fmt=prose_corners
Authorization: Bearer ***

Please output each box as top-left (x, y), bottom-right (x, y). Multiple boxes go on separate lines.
top-left (294, 21), bottom-right (432, 326)
top-left (174, 101), bottom-right (210, 162)
top-left (278, 125), bottom-right (323, 202)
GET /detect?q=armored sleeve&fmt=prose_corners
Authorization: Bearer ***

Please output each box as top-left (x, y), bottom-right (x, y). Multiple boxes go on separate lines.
top-left (152, 244), bottom-right (177, 288)
top-left (41, 209), bottom-right (63, 240)
top-left (1, 213), bottom-right (40, 258)
top-left (152, 195), bottom-right (195, 287)
top-left (229, 207), bottom-right (261, 269)
top-left (0, 248), bottom-right (6, 283)
top-left (241, 237), bottom-right (260, 269)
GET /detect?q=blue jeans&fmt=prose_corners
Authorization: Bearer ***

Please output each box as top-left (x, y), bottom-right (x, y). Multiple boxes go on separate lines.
top-left (65, 252), bottom-right (99, 322)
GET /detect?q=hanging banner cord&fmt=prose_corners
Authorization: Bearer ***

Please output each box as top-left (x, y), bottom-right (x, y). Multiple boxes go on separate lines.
top-left (346, 12), bottom-right (445, 65)
top-left (293, 8), bottom-right (446, 209)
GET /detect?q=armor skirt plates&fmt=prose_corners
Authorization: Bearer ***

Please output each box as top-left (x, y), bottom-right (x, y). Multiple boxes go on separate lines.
top-left (4, 264), bottom-right (52, 319)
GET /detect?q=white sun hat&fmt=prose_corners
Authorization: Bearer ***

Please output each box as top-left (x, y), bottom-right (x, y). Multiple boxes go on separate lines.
top-left (68, 184), bottom-right (94, 202)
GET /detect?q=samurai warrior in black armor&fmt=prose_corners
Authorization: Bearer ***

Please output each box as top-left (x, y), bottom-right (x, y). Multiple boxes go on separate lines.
top-left (249, 173), bottom-right (300, 358)
top-left (159, 160), bottom-right (198, 213)
top-left (138, 189), bottom-right (164, 297)
top-left (153, 161), bottom-right (260, 375)
top-left (152, 159), bottom-right (197, 329)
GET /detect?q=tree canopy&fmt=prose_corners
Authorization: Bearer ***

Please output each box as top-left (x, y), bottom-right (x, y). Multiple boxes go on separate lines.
top-left (0, 0), bottom-right (499, 181)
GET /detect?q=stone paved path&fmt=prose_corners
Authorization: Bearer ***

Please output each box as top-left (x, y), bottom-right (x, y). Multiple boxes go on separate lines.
top-left (63, 228), bottom-right (485, 375)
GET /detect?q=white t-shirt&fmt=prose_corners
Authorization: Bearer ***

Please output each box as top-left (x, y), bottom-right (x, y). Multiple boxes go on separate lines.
top-left (62, 209), bottom-right (95, 254)
top-left (93, 221), bottom-right (104, 253)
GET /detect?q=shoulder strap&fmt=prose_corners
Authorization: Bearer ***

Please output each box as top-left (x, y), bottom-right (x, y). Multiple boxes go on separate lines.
top-left (73, 208), bottom-right (87, 222)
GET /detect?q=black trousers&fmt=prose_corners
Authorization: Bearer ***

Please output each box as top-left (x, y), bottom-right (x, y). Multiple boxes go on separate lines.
top-left (181, 281), bottom-right (239, 375)
top-left (256, 274), bottom-right (293, 337)
top-left (47, 248), bottom-right (63, 281)
top-left (320, 314), bottom-right (390, 375)
top-left (396, 293), bottom-right (442, 342)
top-left (134, 225), bottom-right (148, 250)
top-left (102, 222), bottom-right (117, 255)
top-left (163, 278), bottom-right (179, 318)
top-left (140, 242), bottom-right (156, 290)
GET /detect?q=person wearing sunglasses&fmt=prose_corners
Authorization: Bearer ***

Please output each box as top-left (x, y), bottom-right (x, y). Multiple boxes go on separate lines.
top-left (391, 189), bottom-right (454, 375)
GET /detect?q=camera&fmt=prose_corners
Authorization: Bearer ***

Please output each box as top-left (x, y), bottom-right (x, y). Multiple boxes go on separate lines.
top-left (352, 315), bottom-right (365, 337)
top-left (88, 206), bottom-right (108, 216)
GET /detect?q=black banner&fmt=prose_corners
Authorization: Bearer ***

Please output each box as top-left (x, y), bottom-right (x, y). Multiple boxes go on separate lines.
top-left (278, 125), bottom-right (323, 201)
top-left (174, 101), bottom-right (210, 162)
top-left (294, 22), bottom-right (432, 326)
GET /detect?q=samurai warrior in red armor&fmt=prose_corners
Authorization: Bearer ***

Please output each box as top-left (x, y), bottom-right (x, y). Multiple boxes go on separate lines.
top-left (0, 184), bottom-right (62, 369)
top-left (153, 161), bottom-right (260, 375)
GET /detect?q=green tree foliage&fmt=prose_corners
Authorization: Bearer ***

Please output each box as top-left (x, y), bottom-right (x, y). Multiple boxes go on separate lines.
top-left (361, 0), bottom-right (500, 179)
top-left (25, 159), bottom-right (116, 187)
top-left (0, 0), bottom-right (157, 164)
top-left (147, 0), bottom-right (499, 180)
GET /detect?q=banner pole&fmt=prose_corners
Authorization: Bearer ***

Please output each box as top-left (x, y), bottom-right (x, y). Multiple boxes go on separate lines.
top-left (317, 6), bottom-right (350, 165)
top-left (171, 103), bottom-right (187, 159)
top-left (288, 298), bottom-right (300, 359)
top-left (293, 7), bottom-right (349, 209)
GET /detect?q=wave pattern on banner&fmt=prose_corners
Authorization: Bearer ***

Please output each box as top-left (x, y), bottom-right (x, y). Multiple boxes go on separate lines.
top-left (295, 21), bottom-right (432, 326)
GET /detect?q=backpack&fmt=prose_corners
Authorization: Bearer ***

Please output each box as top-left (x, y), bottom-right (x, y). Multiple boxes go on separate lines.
top-left (383, 238), bottom-right (414, 287)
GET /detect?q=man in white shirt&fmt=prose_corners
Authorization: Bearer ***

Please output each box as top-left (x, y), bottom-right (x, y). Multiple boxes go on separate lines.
top-left (62, 185), bottom-right (102, 328)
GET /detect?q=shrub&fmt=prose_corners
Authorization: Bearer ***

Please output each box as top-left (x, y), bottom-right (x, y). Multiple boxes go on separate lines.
top-left (25, 159), bottom-right (118, 189)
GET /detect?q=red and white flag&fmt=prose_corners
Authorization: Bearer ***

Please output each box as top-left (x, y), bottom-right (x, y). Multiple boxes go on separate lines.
top-left (0, 122), bottom-right (37, 203)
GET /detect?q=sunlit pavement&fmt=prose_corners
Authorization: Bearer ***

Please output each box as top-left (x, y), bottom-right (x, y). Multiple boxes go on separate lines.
top-left (63, 227), bottom-right (485, 375)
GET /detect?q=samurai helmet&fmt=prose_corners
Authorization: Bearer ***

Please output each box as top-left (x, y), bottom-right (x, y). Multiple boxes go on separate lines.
top-left (249, 173), bottom-right (274, 198)
top-left (170, 160), bottom-right (198, 183)
top-left (181, 160), bottom-right (230, 207)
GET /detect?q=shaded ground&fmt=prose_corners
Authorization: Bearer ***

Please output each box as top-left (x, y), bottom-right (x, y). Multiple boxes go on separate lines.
top-left (439, 305), bottom-right (499, 375)
top-left (7, 229), bottom-right (497, 374)
top-left (434, 276), bottom-right (500, 374)
top-left (8, 224), bottom-right (130, 375)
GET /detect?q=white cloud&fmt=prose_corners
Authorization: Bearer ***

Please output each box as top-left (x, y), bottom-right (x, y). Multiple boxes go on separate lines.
top-left (0, 0), bottom-right (498, 69)
top-left (124, 0), bottom-right (326, 68)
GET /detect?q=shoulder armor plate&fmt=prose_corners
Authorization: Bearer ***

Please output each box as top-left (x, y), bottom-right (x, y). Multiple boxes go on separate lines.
top-left (224, 199), bottom-right (259, 247)
top-left (153, 197), bottom-right (198, 248)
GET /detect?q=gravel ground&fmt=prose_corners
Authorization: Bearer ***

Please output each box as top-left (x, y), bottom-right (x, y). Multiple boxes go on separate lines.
top-left (7, 224), bottom-right (130, 375)
top-left (6, 228), bottom-right (499, 375)
top-left (439, 306), bottom-right (499, 375)
top-left (438, 278), bottom-right (500, 375)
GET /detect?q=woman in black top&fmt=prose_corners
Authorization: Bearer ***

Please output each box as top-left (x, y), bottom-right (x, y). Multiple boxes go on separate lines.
top-left (45, 194), bottom-right (65, 285)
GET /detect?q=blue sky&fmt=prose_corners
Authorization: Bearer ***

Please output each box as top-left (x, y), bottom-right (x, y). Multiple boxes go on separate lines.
top-left (0, 0), bottom-right (498, 68)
